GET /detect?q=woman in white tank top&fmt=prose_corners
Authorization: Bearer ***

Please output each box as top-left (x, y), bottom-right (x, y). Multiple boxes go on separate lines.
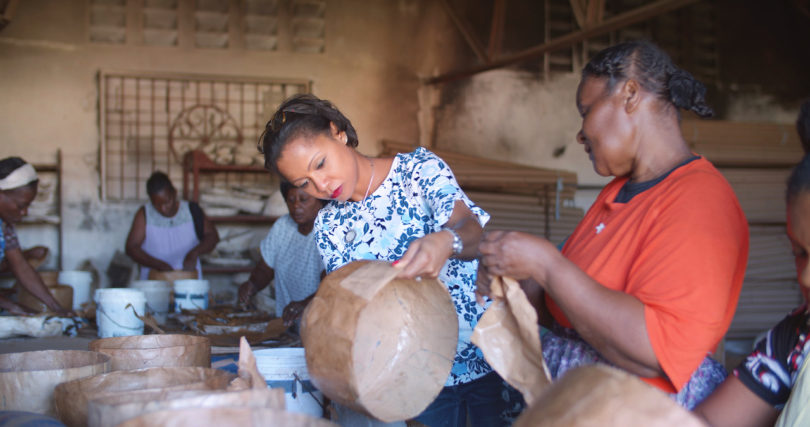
top-left (125, 172), bottom-right (219, 280)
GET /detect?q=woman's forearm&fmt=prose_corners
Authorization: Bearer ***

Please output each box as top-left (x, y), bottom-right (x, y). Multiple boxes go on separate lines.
top-left (444, 200), bottom-right (483, 260)
top-left (7, 249), bottom-right (64, 312)
top-left (125, 245), bottom-right (172, 271)
top-left (544, 252), bottom-right (662, 377)
top-left (248, 260), bottom-right (275, 293)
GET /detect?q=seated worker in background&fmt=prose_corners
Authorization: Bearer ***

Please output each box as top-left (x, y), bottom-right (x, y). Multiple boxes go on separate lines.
top-left (692, 148), bottom-right (810, 427)
top-left (0, 157), bottom-right (71, 315)
top-left (125, 171), bottom-right (219, 280)
top-left (238, 182), bottom-right (325, 327)
top-left (476, 40), bottom-right (749, 410)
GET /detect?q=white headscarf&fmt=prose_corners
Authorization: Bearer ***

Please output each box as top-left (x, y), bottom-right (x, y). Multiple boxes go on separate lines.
top-left (0, 163), bottom-right (38, 190)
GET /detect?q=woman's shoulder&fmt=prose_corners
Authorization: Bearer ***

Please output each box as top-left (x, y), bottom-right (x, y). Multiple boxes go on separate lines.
top-left (663, 156), bottom-right (739, 200)
top-left (669, 156), bottom-right (726, 184)
top-left (396, 147), bottom-right (446, 166)
top-left (396, 147), bottom-right (452, 179)
top-left (314, 201), bottom-right (341, 227)
top-left (272, 214), bottom-right (296, 230)
top-left (769, 305), bottom-right (810, 337)
top-left (748, 305), bottom-right (810, 370)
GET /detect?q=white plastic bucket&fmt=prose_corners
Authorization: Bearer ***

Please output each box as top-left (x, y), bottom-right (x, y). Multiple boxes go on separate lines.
top-left (254, 347), bottom-right (324, 417)
top-left (59, 270), bottom-right (93, 310)
top-left (129, 280), bottom-right (172, 324)
top-left (94, 288), bottom-right (146, 338)
top-left (173, 279), bottom-right (209, 312)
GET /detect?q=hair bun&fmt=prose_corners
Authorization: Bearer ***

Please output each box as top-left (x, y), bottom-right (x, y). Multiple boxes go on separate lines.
top-left (668, 69), bottom-right (697, 109)
top-left (668, 68), bottom-right (713, 117)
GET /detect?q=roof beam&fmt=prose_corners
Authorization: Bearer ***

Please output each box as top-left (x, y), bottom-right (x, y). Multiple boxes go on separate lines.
top-left (586, 0), bottom-right (605, 28)
top-left (570, 0), bottom-right (605, 29)
top-left (487, 0), bottom-right (507, 58)
top-left (0, 0), bottom-right (20, 31)
top-left (427, 0), bottom-right (701, 85)
top-left (439, 0), bottom-right (489, 64)
top-left (569, 0), bottom-right (588, 29)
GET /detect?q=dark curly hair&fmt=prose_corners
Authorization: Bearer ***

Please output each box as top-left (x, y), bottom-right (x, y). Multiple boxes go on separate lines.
top-left (788, 153), bottom-right (810, 203)
top-left (280, 180), bottom-right (328, 207)
top-left (145, 171), bottom-right (175, 196)
top-left (582, 40), bottom-right (713, 119)
top-left (0, 157), bottom-right (28, 179)
top-left (258, 94), bottom-right (359, 176)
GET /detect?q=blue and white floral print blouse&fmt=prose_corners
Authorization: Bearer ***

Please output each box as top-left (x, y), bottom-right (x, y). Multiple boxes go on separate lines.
top-left (315, 147), bottom-right (493, 386)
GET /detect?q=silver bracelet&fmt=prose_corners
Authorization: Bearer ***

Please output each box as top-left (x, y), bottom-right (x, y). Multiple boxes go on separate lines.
top-left (442, 226), bottom-right (463, 256)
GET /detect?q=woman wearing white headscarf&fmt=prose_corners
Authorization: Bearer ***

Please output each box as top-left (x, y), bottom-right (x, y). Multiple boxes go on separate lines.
top-left (0, 156), bottom-right (70, 315)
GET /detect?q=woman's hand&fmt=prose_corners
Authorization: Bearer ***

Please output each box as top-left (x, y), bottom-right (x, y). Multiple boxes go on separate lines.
top-left (48, 303), bottom-right (75, 317)
top-left (475, 261), bottom-right (495, 305)
top-left (182, 250), bottom-right (198, 272)
top-left (478, 230), bottom-right (556, 284)
top-left (237, 262), bottom-right (274, 309)
top-left (282, 300), bottom-right (309, 327)
top-left (238, 280), bottom-right (259, 306)
top-left (392, 231), bottom-right (454, 279)
top-left (0, 297), bottom-right (35, 316)
top-left (155, 261), bottom-right (174, 272)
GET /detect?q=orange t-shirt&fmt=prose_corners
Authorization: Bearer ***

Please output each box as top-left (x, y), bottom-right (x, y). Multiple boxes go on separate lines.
top-left (550, 157), bottom-right (749, 393)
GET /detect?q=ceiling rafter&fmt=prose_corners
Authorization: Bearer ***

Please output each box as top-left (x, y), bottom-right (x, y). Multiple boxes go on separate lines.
top-left (487, 0), bottom-right (507, 58)
top-left (569, 0), bottom-right (605, 29)
top-left (429, 0), bottom-right (701, 85)
top-left (0, 0), bottom-right (20, 32)
top-left (439, 0), bottom-right (490, 64)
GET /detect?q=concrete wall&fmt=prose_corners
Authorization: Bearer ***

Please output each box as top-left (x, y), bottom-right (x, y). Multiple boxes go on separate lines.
top-left (434, 70), bottom-right (605, 185)
top-left (0, 0), bottom-right (465, 284)
top-left (2, 0), bottom-right (803, 287)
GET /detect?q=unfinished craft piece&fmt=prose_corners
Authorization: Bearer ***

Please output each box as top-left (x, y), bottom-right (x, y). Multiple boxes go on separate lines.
top-left (302, 260), bottom-right (458, 422)
top-left (117, 407), bottom-right (337, 427)
top-left (86, 337), bottom-right (285, 427)
top-left (514, 364), bottom-right (707, 427)
top-left (0, 350), bottom-right (111, 416)
top-left (54, 366), bottom-right (236, 427)
top-left (471, 275), bottom-right (551, 405)
top-left (89, 334), bottom-right (210, 371)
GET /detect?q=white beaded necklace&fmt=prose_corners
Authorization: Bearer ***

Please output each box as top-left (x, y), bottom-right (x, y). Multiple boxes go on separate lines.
top-left (345, 158), bottom-right (375, 244)
top-left (362, 157), bottom-right (375, 201)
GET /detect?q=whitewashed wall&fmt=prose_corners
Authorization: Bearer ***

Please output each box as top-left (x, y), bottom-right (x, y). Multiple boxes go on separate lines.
top-left (0, 0), bottom-right (465, 285)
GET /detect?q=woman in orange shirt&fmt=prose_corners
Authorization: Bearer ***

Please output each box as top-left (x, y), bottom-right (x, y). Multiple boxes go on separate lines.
top-left (477, 40), bottom-right (749, 409)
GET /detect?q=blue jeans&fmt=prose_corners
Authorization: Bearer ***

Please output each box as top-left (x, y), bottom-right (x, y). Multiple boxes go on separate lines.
top-left (414, 371), bottom-right (525, 427)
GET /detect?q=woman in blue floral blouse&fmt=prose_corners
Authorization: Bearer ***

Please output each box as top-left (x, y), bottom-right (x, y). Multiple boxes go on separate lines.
top-left (259, 94), bottom-right (523, 426)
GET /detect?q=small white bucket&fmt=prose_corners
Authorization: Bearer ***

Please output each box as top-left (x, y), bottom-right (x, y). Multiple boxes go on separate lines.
top-left (254, 347), bottom-right (324, 418)
top-left (129, 280), bottom-right (172, 324)
top-left (94, 288), bottom-right (146, 338)
top-left (173, 279), bottom-right (209, 312)
top-left (59, 270), bottom-right (93, 310)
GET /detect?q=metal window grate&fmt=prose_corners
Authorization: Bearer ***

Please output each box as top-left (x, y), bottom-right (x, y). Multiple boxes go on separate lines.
top-left (100, 71), bottom-right (309, 200)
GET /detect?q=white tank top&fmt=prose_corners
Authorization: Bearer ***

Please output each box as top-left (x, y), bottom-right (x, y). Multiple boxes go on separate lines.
top-left (139, 200), bottom-right (202, 279)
